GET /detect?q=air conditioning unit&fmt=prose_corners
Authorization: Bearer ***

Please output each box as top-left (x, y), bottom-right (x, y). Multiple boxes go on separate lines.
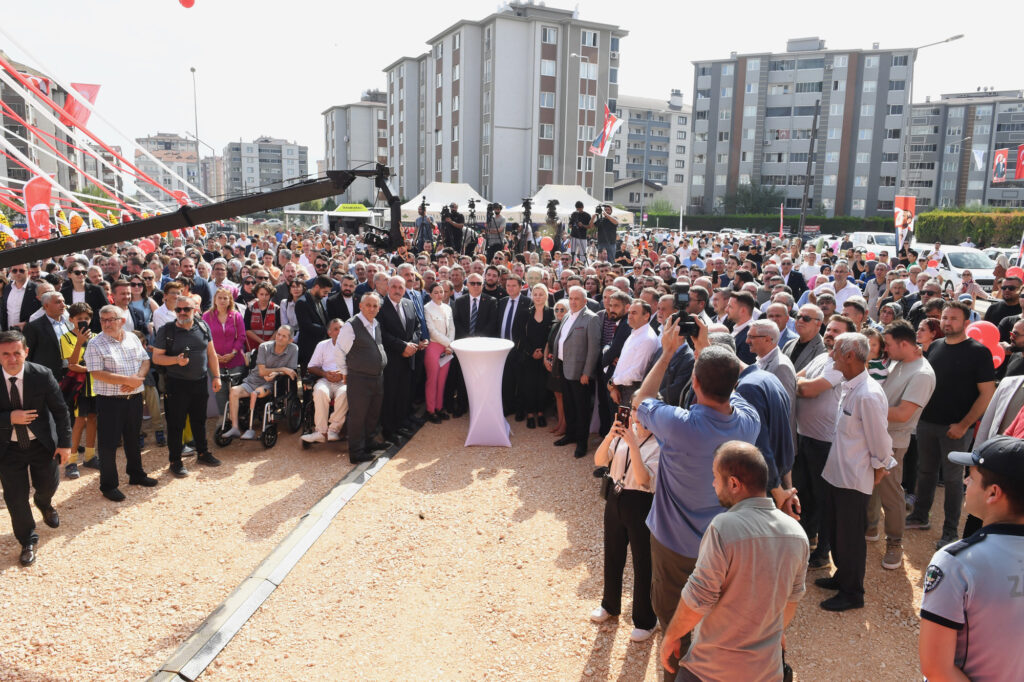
top-left (610, 51), bottom-right (619, 60)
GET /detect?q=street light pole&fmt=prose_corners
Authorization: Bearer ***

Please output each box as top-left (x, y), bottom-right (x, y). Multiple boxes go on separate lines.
top-left (190, 66), bottom-right (201, 195)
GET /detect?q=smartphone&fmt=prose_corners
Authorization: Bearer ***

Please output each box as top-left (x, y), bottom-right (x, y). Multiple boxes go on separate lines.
top-left (77, 320), bottom-right (89, 331)
top-left (616, 404), bottom-right (631, 428)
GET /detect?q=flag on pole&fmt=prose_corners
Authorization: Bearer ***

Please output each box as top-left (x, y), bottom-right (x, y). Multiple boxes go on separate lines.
top-left (1016, 145), bottom-right (1024, 181)
top-left (1016, 227), bottom-right (1024, 267)
top-left (58, 83), bottom-right (101, 128)
top-left (894, 195), bottom-right (916, 251)
top-left (779, 203), bottom-right (784, 239)
top-left (589, 104), bottom-right (623, 157)
top-left (23, 175), bottom-right (53, 239)
top-left (993, 148), bottom-right (1009, 184)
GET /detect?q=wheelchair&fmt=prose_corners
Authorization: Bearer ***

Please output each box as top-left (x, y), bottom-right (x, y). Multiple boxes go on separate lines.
top-left (214, 372), bottom-right (303, 449)
top-left (299, 372), bottom-right (347, 449)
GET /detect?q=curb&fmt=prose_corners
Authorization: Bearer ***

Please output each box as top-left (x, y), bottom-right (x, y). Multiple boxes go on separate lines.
top-left (148, 447), bottom-right (396, 681)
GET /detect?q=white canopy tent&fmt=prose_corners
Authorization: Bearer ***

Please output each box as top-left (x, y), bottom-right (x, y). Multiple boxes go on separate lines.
top-left (399, 182), bottom-right (490, 221)
top-left (503, 184), bottom-right (634, 225)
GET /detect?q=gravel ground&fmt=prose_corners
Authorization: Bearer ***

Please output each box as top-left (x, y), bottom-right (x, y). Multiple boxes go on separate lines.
top-left (0, 419), bottom-right (355, 681)
top-left (207, 419), bottom-right (943, 681)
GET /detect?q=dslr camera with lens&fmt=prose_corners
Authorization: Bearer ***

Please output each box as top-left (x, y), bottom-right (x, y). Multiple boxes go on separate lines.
top-left (671, 283), bottom-right (699, 336)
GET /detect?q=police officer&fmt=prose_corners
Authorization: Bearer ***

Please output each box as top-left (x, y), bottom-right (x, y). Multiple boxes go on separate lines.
top-left (919, 436), bottom-right (1024, 680)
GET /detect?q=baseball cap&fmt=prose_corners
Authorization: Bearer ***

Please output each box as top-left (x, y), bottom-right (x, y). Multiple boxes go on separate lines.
top-left (949, 436), bottom-right (1024, 481)
top-left (957, 293), bottom-right (973, 303)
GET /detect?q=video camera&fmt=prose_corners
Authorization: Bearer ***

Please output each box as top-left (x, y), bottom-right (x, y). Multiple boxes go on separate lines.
top-left (670, 283), bottom-right (699, 337)
top-left (546, 199), bottom-right (559, 223)
top-left (362, 226), bottom-right (394, 250)
top-left (440, 204), bottom-right (451, 223)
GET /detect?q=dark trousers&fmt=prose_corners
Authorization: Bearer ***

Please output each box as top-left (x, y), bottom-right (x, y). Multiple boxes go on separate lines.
top-left (501, 352), bottom-right (522, 415)
top-left (165, 376), bottom-right (210, 463)
top-left (348, 372), bottom-right (383, 456)
top-left (446, 357), bottom-right (467, 414)
top-left (519, 356), bottom-right (548, 414)
top-left (824, 481), bottom-right (869, 603)
top-left (651, 535), bottom-right (697, 682)
top-left (597, 378), bottom-right (614, 436)
top-left (602, 490), bottom-right (656, 630)
top-left (793, 434), bottom-right (832, 554)
top-left (561, 370), bottom-right (594, 445)
top-left (96, 393), bottom-right (145, 492)
top-left (0, 440), bottom-right (59, 546)
top-left (911, 420), bottom-right (970, 537)
top-left (485, 243), bottom-right (503, 261)
top-left (382, 359), bottom-right (413, 435)
top-left (901, 434), bottom-right (919, 496)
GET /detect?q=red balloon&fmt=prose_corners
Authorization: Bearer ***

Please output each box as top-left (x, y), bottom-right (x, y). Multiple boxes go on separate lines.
top-left (138, 238), bottom-right (156, 254)
top-left (866, 252), bottom-right (876, 261)
top-left (992, 344), bottom-right (1006, 369)
top-left (179, 0), bottom-right (195, 7)
top-left (1006, 266), bottom-right (1024, 280)
top-left (966, 321), bottom-right (1000, 349)
top-left (540, 236), bottom-right (554, 251)
top-left (927, 260), bottom-right (939, 268)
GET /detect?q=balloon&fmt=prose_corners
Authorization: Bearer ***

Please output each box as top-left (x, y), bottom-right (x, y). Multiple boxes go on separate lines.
top-left (927, 260), bottom-right (939, 268)
top-left (866, 252), bottom-right (876, 261)
top-left (138, 238), bottom-right (156, 254)
top-left (1006, 266), bottom-right (1024, 280)
top-left (540, 236), bottom-right (554, 251)
top-left (966, 321), bottom-right (1000, 349)
top-left (992, 344), bottom-right (1006, 369)
top-left (179, 0), bottom-right (195, 7)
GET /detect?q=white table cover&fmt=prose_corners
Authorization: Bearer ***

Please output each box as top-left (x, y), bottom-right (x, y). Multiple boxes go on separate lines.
top-left (451, 337), bottom-right (513, 447)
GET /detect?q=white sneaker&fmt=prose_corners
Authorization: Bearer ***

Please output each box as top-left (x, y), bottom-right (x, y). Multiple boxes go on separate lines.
top-left (327, 431), bottom-right (341, 442)
top-left (629, 627), bottom-right (654, 643)
top-left (240, 429), bottom-right (257, 440)
top-left (221, 426), bottom-right (241, 439)
top-left (182, 445), bottom-right (196, 455)
top-left (301, 432), bottom-right (326, 443)
top-left (590, 606), bottom-right (613, 623)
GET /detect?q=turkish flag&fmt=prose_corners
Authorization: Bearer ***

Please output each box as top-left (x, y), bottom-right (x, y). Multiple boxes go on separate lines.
top-left (171, 190), bottom-right (191, 206)
top-left (23, 175), bottom-right (53, 239)
top-left (58, 83), bottom-right (101, 127)
top-left (1016, 145), bottom-right (1024, 180)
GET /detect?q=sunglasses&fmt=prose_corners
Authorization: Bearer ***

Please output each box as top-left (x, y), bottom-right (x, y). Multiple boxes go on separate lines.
top-left (130, 282), bottom-right (143, 287)
top-left (244, 279), bottom-right (256, 285)
top-left (71, 270), bottom-right (86, 275)
top-left (175, 307), bottom-right (194, 313)
top-left (921, 290), bottom-right (939, 297)
top-left (10, 268), bottom-right (25, 273)
top-left (1003, 286), bottom-right (1019, 292)
top-left (142, 275), bottom-right (154, 280)
top-left (256, 275), bottom-right (270, 280)
top-left (796, 314), bottom-right (820, 323)
top-left (468, 282), bottom-right (483, 286)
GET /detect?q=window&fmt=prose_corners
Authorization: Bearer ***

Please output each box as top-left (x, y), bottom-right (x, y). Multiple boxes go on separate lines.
top-left (764, 152), bottom-right (786, 163)
top-left (695, 110), bottom-right (709, 121)
top-left (452, 154), bottom-right (459, 171)
top-left (908, 161), bottom-right (934, 170)
top-left (692, 175), bottom-right (704, 186)
top-left (435, 72), bottom-right (442, 88)
top-left (677, 115), bottom-right (687, 125)
top-left (796, 81), bottom-right (823, 93)
top-left (721, 64), bottom-right (734, 76)
top-left (577, 125), bottom-right (595, 141)
top-left (716, 153), bottom-right (728, 163)
top-left (833, 80), bottom-right (846, 92)
top-left (910, 143), bottom-right (937, 152)
top-left (877, 200), bottom-right (894, 210)
top-left (833, 55), bottom-right (848, 67)
top-left (435, 130), bottom-right (442, 147)
top-left (825, 151), bottom-right (839, 162)
top-left (882, 152), bottom-right (900, 162)
top-left (856, 152), bottom-right (871, 163)
top-left (609, 67), bottom-right (618, 84)
top-left (947, 126), bottom-right (962, 136)
top-left (675, 174), bottom-right (686, 182)
top-left (766, 107), bottom-right (792, 118)
top-left (892, 54), bottom-right (909, 67)
top-left (675, 144), bottom-right (686, 153)
top-left (887, 104), bottom-right (903, 116)
top-left (828, 127), bottom-right (841, 139)
top-left (452, 124), bottom-right (459, 142)
top-left (745, 128), bottom-right (755, 140)
top-left (746, 83), bottom-right (757, 94)
top-left (823, 174), bottom-right (837, 186)
top-left (435, 101), bottom-right (441, 117)
top-left (852, 199), bottom-right (865, 211)
top-left (719, 110), bottom-right (731, 120)
top-left (879, 175), bottom-right (897, 186)
top-left (721, 87), bottom-right (732, 97)
top-left (434, 42), bottom-right (443, 59)
top-left (715, 174), bottom-right (727, 185)
top-left (718, 131), bottom-right (730, 142)
top-left (581, 30), bottom-right (598, 47)
top-left (675, 159), bottom-right (686, 168)
top-left (747, 58), bottom-right (760, 71)
top-left (540, 124), bottom-right (554, 139)
top-left (761, 175), bottom-right (787, 185)
top-left (580, 62), bottom-right (598, 80)
top-left (452, 64), bottom-right (460, 81)
top-left (743, 105), bottom-right (757, 118)
top-left (576, 157), bottom-right (594, 171)
top-left (974, 123), bottom-right (991, 136)
top-left (452, 95), bottom-right (459, 111)
top-left (610, 36), bottom-right (619, 52)
top-left (863, 80), bottom-right (876, 93)
top-left (906, 180), bottom-right (933, 188)
top-left (769, 84), bottom-right (791, 96)
top-left (542, 27), bottom-right (557, 44)
top-left (967, 180), bottom-right (984, 191)
top-left (888, 80), bottom-right (905, 91)
top-left (945, 143), bottom-right (961, 154)
top-left (769, 59), bottom-right (795, 71)
top-left (854, 176), bottom-right (868, 187)
top-left (886, 128), bottom-right (901, 139)
top-left (453, 33), bottom-right (460, 50)
top-left (910, 125), bottom-right (939, 135)
top-left (948, 107), bottom-right (964, 119)
top-left (697, 65), bottom-right (712, 76)
top-left (539, 155), bottom-right (553, 170)
top-left (482, 127), bottom-right (490, 145)
top-left (860, 104), bottom-right (875, 117)
top-left (858, 129), bottom-right (873, 140)
top-left (942, 160), bottom-right (958, 172)
top-left (942, 179), bottom-right (957, 191)
top-left (697, 89), bottom-right (711, 100)
top-left (539, 92), bottom-right (555, 108)
top-left (864, 56), bottom-right (879, 68)
top-left (578, 94), bottom-right (596, 110)
top-left (435, 158), bottom-right (442, 173)
top-left (739, 173), bottom-right (751, 185)
top-left (540, 59), bottom-right (556, 77)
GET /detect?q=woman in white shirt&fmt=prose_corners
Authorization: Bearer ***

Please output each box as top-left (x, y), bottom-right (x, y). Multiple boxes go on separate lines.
top-left (424, 282), bottom-right (455, 423)
top-left (590, 413), bottom-right (661, 643)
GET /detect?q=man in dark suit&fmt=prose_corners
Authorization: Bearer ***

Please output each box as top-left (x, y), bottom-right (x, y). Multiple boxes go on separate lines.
top-left (294, 276), bottom-right (332, 367)
top-left (552, 286), bottom-right (601, 459)
top-left (727, 290), bottom-right (758, 365)
top-left (378, 276), bottom-right (424, 442)
top-left (325, 275), bottom-right (358, 323)
top-left (780, 258), bottom-right (807, 300)
top-left (783, 304), bottom-right (827, 372)
top-left (60, 266), bottom-right (108, 333)
top-left (596, 292), bottom-right (632, 435)
top-left (273, 262), bottom-right (300, 304)
top-left (1, 264), bottom-right (40, 331)
top-left (24, 292), bottom-right (69, 381)
top-left (0, 330), bottom-right (72, 566)
top-left (496, 275), bottom-right (530, 417)
top-left (449, 273), bottom-right (499, 416)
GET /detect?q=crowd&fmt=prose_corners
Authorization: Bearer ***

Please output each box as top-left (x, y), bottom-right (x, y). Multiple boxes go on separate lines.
top-left (0, 215), bottom-right (1022, 680)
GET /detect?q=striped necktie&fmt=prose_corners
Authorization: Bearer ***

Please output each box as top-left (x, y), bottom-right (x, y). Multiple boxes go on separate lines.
top-left (470, 297), bottom-right (478, 335)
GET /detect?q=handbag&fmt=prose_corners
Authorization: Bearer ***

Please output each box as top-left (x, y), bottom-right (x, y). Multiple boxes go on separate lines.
top-left (599, 473), bottom-right (614, 500)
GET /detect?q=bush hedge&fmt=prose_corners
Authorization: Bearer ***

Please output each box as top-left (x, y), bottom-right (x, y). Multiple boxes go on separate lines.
top-left (915, 211), bottom-right (1024, 247)
top-left (643, 214), bottom-right (893, 234)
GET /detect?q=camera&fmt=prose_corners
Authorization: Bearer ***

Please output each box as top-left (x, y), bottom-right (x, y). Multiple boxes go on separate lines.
top-left (546, 199), bottom-right (559, 222)
top-left (616, 404), bottom-right (631, 428)
top-left (670, 283), bottom-right (699, 337)
top-left (419, 196), bottom-right (429, 211)
top-left (440, 205), bottom-right (451, 223)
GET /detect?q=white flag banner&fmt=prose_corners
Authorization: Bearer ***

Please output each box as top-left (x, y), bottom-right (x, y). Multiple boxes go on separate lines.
top-left (972, 148), bottom-right (987, 171)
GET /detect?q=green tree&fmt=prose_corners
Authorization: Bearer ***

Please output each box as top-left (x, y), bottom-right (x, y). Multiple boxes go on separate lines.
top-left (647, 198), bottom-right (675, 214)
top-left (299, 199), bottom-right (323, 212)
top-left (722, 183), bottom-right (786, 214)
top-left (80, 183), bottom-right (120, 209)
top-left (322, 198), bottom-right (338, 212)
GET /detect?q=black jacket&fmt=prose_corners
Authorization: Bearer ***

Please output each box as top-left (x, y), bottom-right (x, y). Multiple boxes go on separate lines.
top-left (496, 294), bottom-right (530, 343)
top-left (325, 291), bottom-right (356, 323)
top-left (453, 294), bottom-right (499, 339)
top-left (1, 281), bottom-right (40, 331)
top-left (378, 296), bottom-right (421, 369)
top-left (294, 292), bottom-right (328, 367)
top-left (24, 315), bottom-right (67, 380)
top-left (60, 281), bottom-right (108, 333)
top-left (0, 361), bottom-right (72, 456)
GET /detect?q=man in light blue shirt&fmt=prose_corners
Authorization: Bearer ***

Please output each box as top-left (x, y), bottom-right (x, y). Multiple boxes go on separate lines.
top-left (633, 319), bottom-right (760, 682)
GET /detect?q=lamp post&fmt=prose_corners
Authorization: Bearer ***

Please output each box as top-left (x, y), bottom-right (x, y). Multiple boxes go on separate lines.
top-left (570, 52), bottom-right (592, 192)
top-left (190, 66), bottom-right (201, 195)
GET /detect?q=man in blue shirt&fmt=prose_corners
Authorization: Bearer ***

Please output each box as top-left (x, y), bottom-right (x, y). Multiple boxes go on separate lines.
top-left (634, 319), bottom-right (760, 682)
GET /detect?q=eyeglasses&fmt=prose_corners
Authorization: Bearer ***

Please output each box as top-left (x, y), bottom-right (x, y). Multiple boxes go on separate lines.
top-left (256, 275), bottom-right (269, 280)
top-left (796, 314), bottom-right (821, 323)
top-left (244, 279), bottom-right (256, 285)
top-left (142, 275), bottom-right (154, 280)
top-left (10, 268), bottom-right (25, 273)
top-left (130, 282), bottom-right (143, 287)
top-left (1003, 286), bottom-right (1020, 292)
top-left (99, 317), bottom-right (121, 323)
top-left (175, 307), bottom-right (194, 313)
top-left (468, 281), bottom-right (483, 286)
top-left (921, 290), bottom-right (939, 297)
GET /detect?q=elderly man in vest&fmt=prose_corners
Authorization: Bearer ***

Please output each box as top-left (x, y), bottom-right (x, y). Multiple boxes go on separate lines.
top-left (337, 292), bottom-right (390, 464)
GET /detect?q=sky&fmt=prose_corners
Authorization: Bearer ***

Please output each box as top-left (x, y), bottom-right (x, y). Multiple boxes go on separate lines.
top-left (2, 0), bottom-right (1018, 185)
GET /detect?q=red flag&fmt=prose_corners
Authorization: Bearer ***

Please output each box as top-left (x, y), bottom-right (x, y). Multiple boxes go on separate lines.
top-left (1016, 145), bottom-right (1024, 181)
top-left (779, 203), bottom-right (784, 239)
top-left (23, 175), bottom-right (53, 238)
top-left (58, 83), bottom-right (101, 127)
top-left (993, 148), bottom-right (1008, 184)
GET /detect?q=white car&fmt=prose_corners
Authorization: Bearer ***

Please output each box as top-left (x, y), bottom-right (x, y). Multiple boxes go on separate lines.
top-left (920, 246), bottom-right (998, 294)
top-left (983, 247), bottom-right (1019, 268)
top-left (849, 231), bottom-right (898, 252)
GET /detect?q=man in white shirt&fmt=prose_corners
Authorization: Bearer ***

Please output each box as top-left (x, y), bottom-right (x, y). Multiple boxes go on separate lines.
top-left (610, 300), bottom-right (659, 406)
top-left (302, 318), bottom-right (349, 443)
top-left (3, 264), bottom-right (36, 331)
top-left (815, 261), bottom-right (860, 307)
top-left (816, 332), bottom-right (896, 612)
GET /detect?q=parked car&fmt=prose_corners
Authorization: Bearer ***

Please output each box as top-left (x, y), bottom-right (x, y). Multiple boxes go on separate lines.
top-left (849, 231), bottom-right (898, 252)
top-left (920, 245), bottom-right (998, 294)
top-left (983, 247), bottom-right (1019, 267)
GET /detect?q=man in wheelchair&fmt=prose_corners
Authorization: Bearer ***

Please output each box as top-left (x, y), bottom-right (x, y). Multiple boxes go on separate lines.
top-left (301, 318), bottom-right (348, 444)
top-left (222, 326), bottom-right (299, 440)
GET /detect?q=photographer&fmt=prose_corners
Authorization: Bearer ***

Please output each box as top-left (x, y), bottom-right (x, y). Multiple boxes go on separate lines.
top-left (590, 411), bottom-right (661, 644)
top-left (483, 204), bottom-right (506, 261)
top-left (413, 203), bottom-right (435, 254)
top-left (568, 201), bottom-right (591, 264)
top-left (594, 205), bottom-right (619, 262)
top-left (442, 203), bottom-right (465, 252)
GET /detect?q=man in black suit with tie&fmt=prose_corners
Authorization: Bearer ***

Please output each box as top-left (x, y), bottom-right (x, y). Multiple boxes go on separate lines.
top-left (780, 257), bottom-right (807, 301)
top-left (326, 275), bottom-right (358, 323)
top-left (496, 275), bottom-right (530, 418)
top-left (378, 276), bottom-right (425, 442)
top-left (1, 264), bottom-right (40, 331)
top-left (294, 276), bottom-right (332, 367)
top-left (0, 330), bottom-right (72, 566)
top-left (24, 292), bottom-right (69, 381)
top-left (448, 273), bottom-right (499, 416)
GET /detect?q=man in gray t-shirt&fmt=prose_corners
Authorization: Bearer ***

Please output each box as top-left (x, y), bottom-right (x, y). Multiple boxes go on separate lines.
top-left (872, 321), bottom-right (936, 569)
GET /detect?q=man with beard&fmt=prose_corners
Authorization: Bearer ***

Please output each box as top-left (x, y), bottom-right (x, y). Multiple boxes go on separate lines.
top-left (326, 274), bottom-right (359, 322)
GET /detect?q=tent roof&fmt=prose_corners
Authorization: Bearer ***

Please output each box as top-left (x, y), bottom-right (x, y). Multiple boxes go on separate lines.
top-left (400, 182), bottom-right (489, 221)
top-left (503, 185), bottom-right (633, 224)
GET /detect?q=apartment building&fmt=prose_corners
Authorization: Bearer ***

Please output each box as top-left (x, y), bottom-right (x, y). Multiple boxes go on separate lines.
top-left (222, 136), bottom-right (308, 199)
top-left (323, 89), bottom-right (388, 203)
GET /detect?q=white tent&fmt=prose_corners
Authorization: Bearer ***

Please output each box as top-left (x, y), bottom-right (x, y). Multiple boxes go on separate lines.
top-left (399, 182), bottom-right (490, 221)
top-left (503, 184), bottom-right (634, 225)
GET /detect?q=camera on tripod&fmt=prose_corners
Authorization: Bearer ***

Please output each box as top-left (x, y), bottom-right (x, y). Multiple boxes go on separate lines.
top-left (546, 199), bottom-right (559, 222)
top-left (440, 204), bottom-right (451, 223)
top-left (419, 196), bottom-right (429, 211)
top-left (670, 283), bottom-right (699, 337)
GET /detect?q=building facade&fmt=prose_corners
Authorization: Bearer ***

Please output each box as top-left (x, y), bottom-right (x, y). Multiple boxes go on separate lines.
top-left (222, 136), bottom-right (308, 199)
top-left (383, 2), bottom-right (627, 205)
top-left (899, 90), bottom-right (1024, 211)
top-left (200, 155), bottom-right (224, 199)
top-left (609, 90), bottom-right (691, 212)
top-left (81, 144), bottom-right (124, 195)
top-left (135, 132), bottom-right (200, 198)
top-left (688, 37), bottom-right (916, 218)
top-left (323, 89), bottom-right (388, 203)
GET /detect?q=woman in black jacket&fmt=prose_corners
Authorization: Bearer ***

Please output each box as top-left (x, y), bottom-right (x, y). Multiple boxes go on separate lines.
top-left (518, 283), bottom-right (555, 429)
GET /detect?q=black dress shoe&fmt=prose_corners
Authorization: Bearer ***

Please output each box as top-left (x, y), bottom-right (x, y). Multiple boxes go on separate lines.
top-left (515, 412), bottom-right (526, 422)
top-left (593, 466), bottom-right (609, 479)
top-left (819, 594), bottom-right (864, 612)
top-left (197, 452), bottom-right (222, 467)
top-left (526, 417), bottom-right (536, 429)
top-left (367, 440), bottom-right (393, 452)
top-left (808, 552), bottom-right (831, 569)
top-left (19, 543), bottom-right (36, 566)
top-left (574, 445), bottom-right (588, 459)
top-left (39, 507), bottom-right (59, 528)
top-left (814, 576), bottom-right (841, 591)
top-left (170, 462), bottom-right (189, 478)
top-left (82, 456), bottom-right (100, 470)
top-left (103, 488), bottom-right (126, 502)
top-left (350, 452), bottom-right (374, 464)
top-left (554, 436), bottom-right (575, 447)
top-left (537, 415), bottom-right (547, 428)
top-left (428, 412), bottom-right (443, 424)
top-left (439, 411), bottom-right (451, 420)
top-left (408, 415), bottom-right (426, 426)
top-left (129, 475), bottom-right (158, 487)
top-left (396, 427), bottom-right (415, 439)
